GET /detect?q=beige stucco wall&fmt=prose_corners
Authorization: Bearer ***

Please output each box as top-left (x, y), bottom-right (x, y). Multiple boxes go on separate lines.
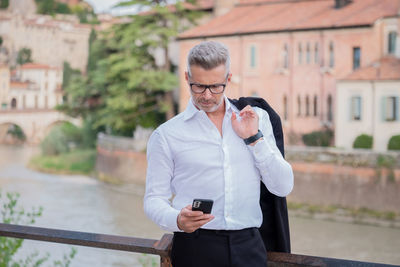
top-left (336, 80), bottom-right (400, 151)
top-left (8, 66), bottom-right (63, 110)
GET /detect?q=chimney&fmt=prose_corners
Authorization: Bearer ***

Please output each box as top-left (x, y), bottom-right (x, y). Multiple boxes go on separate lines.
top-left (335, 0), bottom-right (352, 9)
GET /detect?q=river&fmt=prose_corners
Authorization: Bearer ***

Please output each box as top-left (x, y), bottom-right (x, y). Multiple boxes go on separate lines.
top-left (0, 145), bottom-right (399, 266)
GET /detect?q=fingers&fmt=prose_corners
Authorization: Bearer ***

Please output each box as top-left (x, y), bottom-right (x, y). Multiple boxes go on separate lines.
top-left (177, 205), bottom-right (215, 233)
top-left (181, 205), bottom-right (204, 217)
top-left (239, 105), bottom-right (256, 117)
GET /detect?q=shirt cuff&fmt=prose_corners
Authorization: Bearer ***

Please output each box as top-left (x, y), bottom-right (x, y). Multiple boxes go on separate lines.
top-left (247, 138), bottom-right (275, 163)
top-left (163, 208), bottom-right (181, 232)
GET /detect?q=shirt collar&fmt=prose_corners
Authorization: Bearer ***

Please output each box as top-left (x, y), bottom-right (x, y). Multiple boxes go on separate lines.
top-left (183, 96), bottom-right (233, 121)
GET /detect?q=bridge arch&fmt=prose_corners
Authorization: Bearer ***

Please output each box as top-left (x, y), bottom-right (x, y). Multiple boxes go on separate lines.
top-left (0, 122), bottom-right (27, 144)
top-left (0, 110), bottom-right (81, 144)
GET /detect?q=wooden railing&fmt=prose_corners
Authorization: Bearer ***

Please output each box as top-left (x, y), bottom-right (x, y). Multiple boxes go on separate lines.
top-left (0, 223), bottom-right (397, 267)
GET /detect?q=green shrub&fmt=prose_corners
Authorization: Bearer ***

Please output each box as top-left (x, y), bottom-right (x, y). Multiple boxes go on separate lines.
top-left (388, 135), bottom-right (400, 150)
top-left (353, 134), bottom-right (373, 149)
top-left (41, 122), bottom-right (82, 156)
top-left (302, 128), bottom-right (333, 147)
top-left (7, 124), bottom-right (26, 141)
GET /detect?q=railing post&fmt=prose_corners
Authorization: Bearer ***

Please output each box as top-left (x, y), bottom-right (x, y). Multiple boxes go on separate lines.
top-left (160, 255), bottom-right (172, 267)
top-left (154, 234), bottom-right (173, 267)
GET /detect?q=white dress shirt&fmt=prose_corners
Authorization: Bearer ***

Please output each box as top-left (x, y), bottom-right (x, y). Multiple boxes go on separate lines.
top-left (144, 96), bottom-right (293, 232)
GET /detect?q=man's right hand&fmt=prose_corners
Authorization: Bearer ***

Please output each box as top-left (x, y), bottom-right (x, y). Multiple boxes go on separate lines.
top-left (177, 205), bottom-right (214, 233)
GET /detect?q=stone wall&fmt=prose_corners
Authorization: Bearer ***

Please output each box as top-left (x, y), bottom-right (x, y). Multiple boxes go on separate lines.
top-left (95, 136), bottom-right (400, 212)
top-left (286, 147), bottom-right (400, 213)
top-left (95, 133), bottom-right (147, 184)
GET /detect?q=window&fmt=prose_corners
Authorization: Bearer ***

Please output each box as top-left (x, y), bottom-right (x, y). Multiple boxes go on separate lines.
top-left (329, 42), bottom-right (334, 68)
top-left (327, 94), bottom-right (333, 121)
top-left (353, 47), bottom-right (361, 70)
top-left (283, 44), bottom-right (289, 69)
top-left (23, 95), bottom-right (26, 109)
top-left (298, 43), bottom-right (302, 64)
top-left (306, 43), bottom-right (311, 64)
top-left (351, 96), bottom-right (362, 121)
top-left (297, 95), bottom-right (301, 116)
top-left (388, 31), bottom-right (397, 55)
top-left (305, 95), bottom-right (310, 116)
top-left (314, 43), bottom-right (319, 64)
top-left (11, 98), bottom-right (17, 109)
top-left (250, 45), bottom-right (257, 68)
top-left (382, 96), bottom-right (398, 121)
top-left (313, 95), bottom-right (318, 116)
top-left (283, 95), bottom-right (288, 120)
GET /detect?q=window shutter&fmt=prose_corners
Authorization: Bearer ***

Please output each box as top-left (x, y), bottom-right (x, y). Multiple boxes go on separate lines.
top-left (381, 96), bottom-right (387, 122)
top-left (395, 96), bottom-right (399, 121)
top-left (349, 97), bottom-right (353, 121)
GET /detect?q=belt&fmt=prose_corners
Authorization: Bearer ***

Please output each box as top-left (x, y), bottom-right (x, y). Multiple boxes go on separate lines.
top-left (175, 227), bottom-right (257, 237)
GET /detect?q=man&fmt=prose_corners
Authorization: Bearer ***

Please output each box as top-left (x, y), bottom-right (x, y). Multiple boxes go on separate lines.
top-left (144, 41), bottom-right (293, 267)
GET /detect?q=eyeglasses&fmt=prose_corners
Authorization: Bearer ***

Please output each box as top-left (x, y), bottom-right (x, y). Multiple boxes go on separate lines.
top-left (189, 82), bottom-right (227, 94)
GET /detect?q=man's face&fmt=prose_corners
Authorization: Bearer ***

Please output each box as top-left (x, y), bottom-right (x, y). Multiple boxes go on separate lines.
top-left (185, 64), bottom-right (231, 113)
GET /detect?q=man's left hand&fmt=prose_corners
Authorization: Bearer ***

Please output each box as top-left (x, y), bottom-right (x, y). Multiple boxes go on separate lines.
top-left (231, 105), bottom-right (259, 140)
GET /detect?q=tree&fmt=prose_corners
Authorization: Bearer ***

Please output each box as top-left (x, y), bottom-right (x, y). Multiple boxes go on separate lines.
top-left (0, 0), bottom-right (9, 9)
top-left (59, 0), bottom-right (204, 136)
top-left (118, 0), bottom-right (203, 119)
top-left (35, 0), bottom-right (71, 15)
top-left (16, 48), bottom-right (33, 65)
top-left (70, 4), bottom-right (99, 24)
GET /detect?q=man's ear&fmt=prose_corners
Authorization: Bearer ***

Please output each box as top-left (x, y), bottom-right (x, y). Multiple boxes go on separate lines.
top-left (185, 71), bottom-right (189, 82)
top-left (227, 73), bottom-right (232, 83)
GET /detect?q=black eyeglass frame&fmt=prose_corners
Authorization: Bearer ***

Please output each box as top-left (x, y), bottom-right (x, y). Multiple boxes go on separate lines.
top-left (189, 83), bottom-right (227, 94)
top-left (189, 76), bottom-right (229, 95)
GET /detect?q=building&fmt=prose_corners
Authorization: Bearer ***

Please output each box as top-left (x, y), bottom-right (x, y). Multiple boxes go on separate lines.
top-left (3, 63), bottom-right (63, 110)
top-left (0, 2), bottom-right (91, 73)
top-left (178, 0), bottom-right (400, 146)
top-left (336, 57), bottom-right (400, 151)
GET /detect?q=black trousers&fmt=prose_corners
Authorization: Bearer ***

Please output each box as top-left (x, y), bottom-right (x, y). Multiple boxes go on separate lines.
top-left (171, 228), bottom-right (267, 267)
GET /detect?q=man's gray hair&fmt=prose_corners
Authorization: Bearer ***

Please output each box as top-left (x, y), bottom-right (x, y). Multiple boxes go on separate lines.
top-left (187, 41), bottom-right (230, 77)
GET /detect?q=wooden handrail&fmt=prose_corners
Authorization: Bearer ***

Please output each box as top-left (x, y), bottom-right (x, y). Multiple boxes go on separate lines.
top-left (0, 223), bottom-right (397, 267)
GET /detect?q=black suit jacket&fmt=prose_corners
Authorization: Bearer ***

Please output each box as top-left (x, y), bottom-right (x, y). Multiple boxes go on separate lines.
top-left (229, 97), bottom-right (291, 253)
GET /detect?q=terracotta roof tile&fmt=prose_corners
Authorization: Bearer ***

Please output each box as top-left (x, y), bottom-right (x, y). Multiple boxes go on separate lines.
top-left (20, 63), bottom-right (60, 70)
top-left (10, 81), bottom-right (30, 89)
top-left (179, 0), bottom-right (400, 39)
top-left (341, 57), bottom-right (400, 81)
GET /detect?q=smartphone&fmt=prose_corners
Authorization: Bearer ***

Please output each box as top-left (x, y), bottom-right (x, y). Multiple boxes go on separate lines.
top-left (192, 199), bottom-right (214, 214)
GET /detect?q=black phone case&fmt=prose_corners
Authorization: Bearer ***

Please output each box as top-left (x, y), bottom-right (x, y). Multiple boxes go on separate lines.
top-left (192, 199), bottom-right (213, 214)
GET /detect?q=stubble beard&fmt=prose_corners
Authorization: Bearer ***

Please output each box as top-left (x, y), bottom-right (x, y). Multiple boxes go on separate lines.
top-left (195, 95), bottom-right (224, 113)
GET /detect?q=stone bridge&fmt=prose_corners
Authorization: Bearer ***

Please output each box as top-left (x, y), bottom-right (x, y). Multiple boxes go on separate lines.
top-left (0, 109), bottom-right (80, 144)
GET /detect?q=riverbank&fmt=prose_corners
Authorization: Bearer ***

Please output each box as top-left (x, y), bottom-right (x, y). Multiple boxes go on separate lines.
top-left (28, 149), bottom-right (96, 175)
top-left (287, 201), bottom-right (400, 229)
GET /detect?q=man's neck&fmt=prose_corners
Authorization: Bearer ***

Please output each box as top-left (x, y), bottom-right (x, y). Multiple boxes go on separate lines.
top-left (206, 100), bottom-right (226, 120)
